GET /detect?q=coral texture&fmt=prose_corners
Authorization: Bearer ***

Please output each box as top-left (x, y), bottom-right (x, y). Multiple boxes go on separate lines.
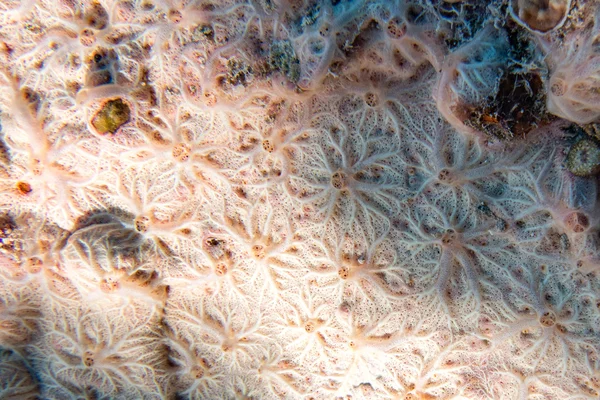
top-left (0, 0), bottom-right (599, 399)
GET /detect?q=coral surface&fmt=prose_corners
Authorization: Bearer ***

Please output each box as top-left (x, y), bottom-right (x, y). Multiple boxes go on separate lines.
top-left (0, 0), bottom-right (600, 399)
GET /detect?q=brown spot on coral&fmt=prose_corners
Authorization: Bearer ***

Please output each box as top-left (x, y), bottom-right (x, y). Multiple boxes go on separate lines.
top-left (364, 92), bottom-right (379, 107)
top-left (441, 229), bottom-right (457, 246)
top-left (79, 28), bottom-right (96, 46)
top-left (25, 256), bottom-right (42, 273)
top-left (190, 365), bottom-right (204, 379)
top-left (304, 321), bottom-right (315, 333)
top-left (539, 311), bottom-right (556, 327)
top-left (215, 263), bottom-right (228, 276)
top-left (82, 350), bottom-right (95, 367)
top-left (15, 181), bottom-right (32, 194)
top-left (134, 216), bottom-right (149, 233)
top-left (84, 1), bottom-right (109, 30)
top-left (205, 237), bottom-right (221, 248)
top-left (556, 324), bottom-right (568, 334)
top-left (387, 17), bottom-right (406, 39)
top-left (338, 266), bottom-right (350, 279)
top-left (331, 171), bottom-right (347, 190)
top-left (20, 87), bottom-right (41, 116)
top-left (86, 48), bottom-right (118, 87)
top-left (100, 277), bottom-right (120, 292)
top-left (168, 10), bottom-right (183, 24)
top-left (565, 212), bottom-right (590, 233)
top-left (262, 139), bottom-right (275, 153)
top-left (251, 244), bottom-right (266, 259)
top-left (172, 143), bottom-right (191, 162)
top-left (91, 98), bottom-right (131, 134)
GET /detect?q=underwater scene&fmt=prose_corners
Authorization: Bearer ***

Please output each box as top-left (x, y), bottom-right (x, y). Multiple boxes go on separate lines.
top-left (1, 0), bottom-right (600, 398)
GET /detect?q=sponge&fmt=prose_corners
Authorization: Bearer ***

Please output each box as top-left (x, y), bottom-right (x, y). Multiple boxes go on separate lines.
top-left (547, 11), bottom-right (600, 124)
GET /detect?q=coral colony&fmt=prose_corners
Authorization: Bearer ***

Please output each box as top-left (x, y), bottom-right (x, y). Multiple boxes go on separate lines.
top-left (2, 0), bottom-right (600, 398)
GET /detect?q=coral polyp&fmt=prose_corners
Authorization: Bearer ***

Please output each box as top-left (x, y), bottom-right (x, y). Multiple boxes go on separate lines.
top-left (566, 138), bottom-right (600, 177)
top-left (0, 0), bottom-right (599, 399)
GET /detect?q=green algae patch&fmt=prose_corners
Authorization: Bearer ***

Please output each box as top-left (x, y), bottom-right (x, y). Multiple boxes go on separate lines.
top-left (91, 98), bottom-right (130, 134)
top-left (268, 40), bottom-right (300, 83)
